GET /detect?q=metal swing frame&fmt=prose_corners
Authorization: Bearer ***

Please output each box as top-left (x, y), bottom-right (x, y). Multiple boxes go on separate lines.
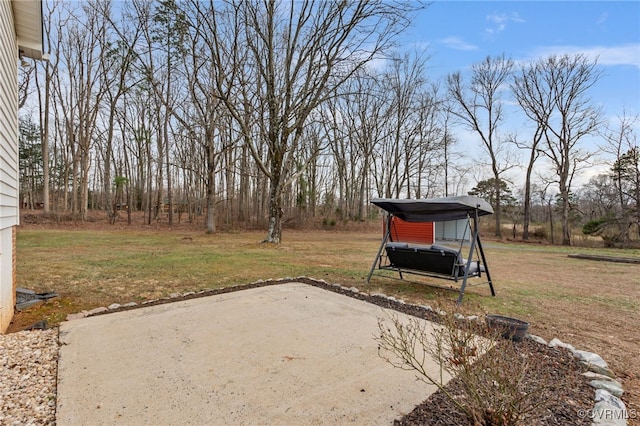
top-left (365, 196), bottom-right (496, 303)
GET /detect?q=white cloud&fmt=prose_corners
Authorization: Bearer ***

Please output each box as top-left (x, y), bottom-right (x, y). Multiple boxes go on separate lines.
top-left (485, 12), bottom-right (525, 35)
top-left (574, 163), bottom-right (612, 189)
top-left (485, 24), bottom-right (505, 35)
top-left (487, 12), bottom-right (525, 24)
top-left (440, 37), bottom-right (478, 51)
top-left (364, 56), bottom-right (390, 72)
top-left (530, 43), bottom-right (640, 68)
top-left (596, 12), bottom-right (609, 26)
top-left (487, 13), bottom-right (508, 24)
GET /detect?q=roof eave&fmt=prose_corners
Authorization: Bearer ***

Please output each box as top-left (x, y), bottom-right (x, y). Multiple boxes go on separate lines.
top-left (12, 0), bottom-right (45, 60)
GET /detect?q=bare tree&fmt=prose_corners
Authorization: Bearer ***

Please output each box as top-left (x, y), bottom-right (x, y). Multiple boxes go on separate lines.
top-left (33, 64), bottom-right (50, 213)
top-left (18, 62), bottom-right (36, 110)
top-left (325, 68), bottom-right (387, 220)
top-left (413, 85), bottom-right (447, 198)
top-left (448, 54), bottom-right (515, 238)
top-left (208, 0), bottom-right (421, 243)
top-left (177, 0), bottom-right (238, 233)
top-left (32, 0), bottom-right (64, 214)
top-left (517, 54), bottom-right (602, 245)
top-left (383, 52), bottom-right (429, 198)
top-left (93, 1), bottom-right (144, 224)
top-left (51, 2), bottom-right (112, 220)
top-left (511, 59), bottom-right (554, 240)
top-left (439, 104), bottom-right (469, 197)
top-left (601, 112), bottom-right (640, 242)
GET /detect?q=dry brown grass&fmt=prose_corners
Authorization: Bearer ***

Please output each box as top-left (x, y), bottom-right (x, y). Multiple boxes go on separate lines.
top-left (11, 219), bottom-right (640, 424)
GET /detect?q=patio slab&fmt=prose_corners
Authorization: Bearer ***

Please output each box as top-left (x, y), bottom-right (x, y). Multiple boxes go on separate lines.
top-left (57, 282), bottom-right (449, 425)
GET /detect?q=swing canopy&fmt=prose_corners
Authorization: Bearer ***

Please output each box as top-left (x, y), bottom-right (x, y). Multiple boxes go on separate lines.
top-left (371, 196), bottom-right (493, 223)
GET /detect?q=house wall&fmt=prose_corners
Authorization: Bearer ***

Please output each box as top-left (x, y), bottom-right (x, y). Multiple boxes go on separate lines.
top-left (0, 1), bottom-right (20, 333)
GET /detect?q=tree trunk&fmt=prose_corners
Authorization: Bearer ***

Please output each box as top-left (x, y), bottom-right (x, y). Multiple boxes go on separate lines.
top-left (522, 185), bottom-right (532, 241)
top-left (548, 201), bottom-right (555, 245)
top-left (104, 106), bottom-right (116, 224)
top-left (522, 149), bottom-right (536, 241)
top-left (146, 136), bottom-right (153, 225)
top-left (155, 127), bottom-right (164, 221)
top-left (165, 124), bottom-right (173, 225)
top-left (123, 134), bottom-right (132, 225)
top-left (205, 143), bottom-right (216, 234)
top-left (264, 150), bottom-right (283, 243)
top-left (35, 62), bottom-right (50, 213)
top-left (264, 179), bottom-right (283, 243)
top-left (80, 146), bottom-right (90, 221)
top-left (559, 182), bottom-right (571, 246)
top-left (494, 181), bottom-right (502, 238)
top-left (71, 139), bottom-right (79, 217)
top-left (238, 144), bottom-right (248, 221)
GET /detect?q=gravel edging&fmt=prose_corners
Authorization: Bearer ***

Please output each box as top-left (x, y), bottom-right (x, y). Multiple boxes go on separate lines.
top-left (0, 328), bottom-right (58, 425)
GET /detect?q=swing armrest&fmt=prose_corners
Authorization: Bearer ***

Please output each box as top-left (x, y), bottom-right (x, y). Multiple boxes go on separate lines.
top-left (458, 259), bottom-right (484, 275)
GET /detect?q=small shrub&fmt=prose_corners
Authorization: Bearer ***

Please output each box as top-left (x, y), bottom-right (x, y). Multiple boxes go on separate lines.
top-left (529, 226), bottom-right (548, 240)
top-left (582, 218), bottom-right (607, 235)
top-left (321, 217), bottom-right (336, 227)
top-left (376, 312), bottom-right (550, 426)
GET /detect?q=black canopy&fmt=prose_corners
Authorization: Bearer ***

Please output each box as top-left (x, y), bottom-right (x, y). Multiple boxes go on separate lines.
top-left (371, 196), bottom-right (493, 222)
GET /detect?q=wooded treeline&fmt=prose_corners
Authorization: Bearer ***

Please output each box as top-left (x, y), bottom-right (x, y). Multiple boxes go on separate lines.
top-left (18, 0), bottom-right (639, 246)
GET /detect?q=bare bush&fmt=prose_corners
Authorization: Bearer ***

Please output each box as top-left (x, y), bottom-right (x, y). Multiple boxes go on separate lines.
top-left (376, 313), bottom-right (550, 426)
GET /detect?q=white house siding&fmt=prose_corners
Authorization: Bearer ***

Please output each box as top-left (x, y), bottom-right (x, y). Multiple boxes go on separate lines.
top-left (0, 0), bottom-right (19, 332)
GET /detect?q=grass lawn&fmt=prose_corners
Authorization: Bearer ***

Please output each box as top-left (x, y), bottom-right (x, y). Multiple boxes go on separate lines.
top-left (12, 226), bottom-right (640, 422)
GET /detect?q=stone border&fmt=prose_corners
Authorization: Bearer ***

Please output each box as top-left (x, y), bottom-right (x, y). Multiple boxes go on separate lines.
top-left (64, 276), bottom-right (626, 425)
top-left (537, 336), bottom-right (627, 426)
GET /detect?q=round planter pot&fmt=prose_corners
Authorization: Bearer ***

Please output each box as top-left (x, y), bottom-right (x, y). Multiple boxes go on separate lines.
top-left (485, 314), bottom-right (529, 341)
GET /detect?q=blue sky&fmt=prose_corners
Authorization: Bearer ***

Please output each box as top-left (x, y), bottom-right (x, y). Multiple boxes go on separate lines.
top-left (401, 0), bottom-right (640, 187)
top-left (405, 1), bottom-right (639, 116)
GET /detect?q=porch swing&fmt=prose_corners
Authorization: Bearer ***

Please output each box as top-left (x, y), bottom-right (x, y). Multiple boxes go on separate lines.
top-left (365, 196), bottom-right (496, 303)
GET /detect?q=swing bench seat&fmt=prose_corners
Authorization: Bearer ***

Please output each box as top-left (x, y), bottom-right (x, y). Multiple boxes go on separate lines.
top-left (384, 242), bottom-right (483, 281)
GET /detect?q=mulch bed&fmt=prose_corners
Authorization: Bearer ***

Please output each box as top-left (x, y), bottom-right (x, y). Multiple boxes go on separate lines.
top-left (88, 276), bottom-right (595, 426)
top-left (395, 339), bottom-right (593, 425)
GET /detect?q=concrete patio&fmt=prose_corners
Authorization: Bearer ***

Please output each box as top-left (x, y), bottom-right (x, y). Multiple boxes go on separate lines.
top-left (57, 282), bottom-right (448, 425)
